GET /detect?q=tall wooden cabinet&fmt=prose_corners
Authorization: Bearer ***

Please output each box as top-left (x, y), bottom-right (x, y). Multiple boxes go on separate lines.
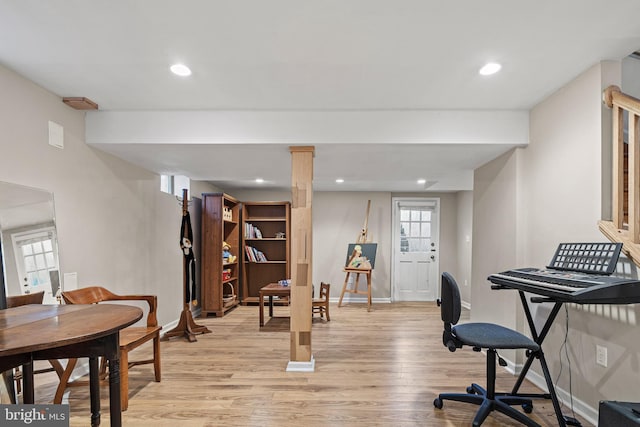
top-left (200, 193), bottom-right (240, 316)
top-left (241, 202), bottom-right (291, 304)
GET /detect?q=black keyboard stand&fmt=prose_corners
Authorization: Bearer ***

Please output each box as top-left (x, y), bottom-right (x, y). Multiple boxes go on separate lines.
top-left (488, 243), bottom-right (630, 426)
top-left (529, 296), bottom-right (555, 303)
top-left (503, 290), bottom-right (582, 427)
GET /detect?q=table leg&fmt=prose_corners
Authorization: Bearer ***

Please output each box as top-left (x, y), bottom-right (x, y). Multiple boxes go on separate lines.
top-left (89, 357), bottom-right (101, 427)
top-left (108, 357), bottom-right (122, 427)
top-left (259, 291), bottom-right (265, 326)
top-left (22, 361), bottom-right (34, 404)
top-left (268, 295), bottom-right (274, 318)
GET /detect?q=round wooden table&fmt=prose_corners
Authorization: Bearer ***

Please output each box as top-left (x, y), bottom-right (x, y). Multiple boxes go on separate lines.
top-left (0, 303), bottom-right (142, 426)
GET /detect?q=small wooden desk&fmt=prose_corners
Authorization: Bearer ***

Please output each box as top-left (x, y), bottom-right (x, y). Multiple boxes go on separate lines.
top-left (338, 267), bottom-right (372, 311)
top-left (0, 304), bottom-right (142, 427)
top-left (259, 283), bottom-right (290, 327)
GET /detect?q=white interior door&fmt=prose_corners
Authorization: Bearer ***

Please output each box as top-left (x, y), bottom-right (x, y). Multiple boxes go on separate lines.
top-left (393, 198), bottom-right (439, 301)
top-left (11, 227), bottom-right (59, 303)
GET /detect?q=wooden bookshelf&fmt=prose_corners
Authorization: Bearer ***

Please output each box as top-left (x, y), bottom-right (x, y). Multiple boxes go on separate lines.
top-left (241, 202), bottom-right (290, 304)
top-left (200, 193), bottom-right (240, 316)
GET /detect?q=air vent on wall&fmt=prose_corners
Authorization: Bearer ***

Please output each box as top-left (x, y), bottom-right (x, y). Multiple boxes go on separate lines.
top-left (48, 121), bottom-right (64, 149)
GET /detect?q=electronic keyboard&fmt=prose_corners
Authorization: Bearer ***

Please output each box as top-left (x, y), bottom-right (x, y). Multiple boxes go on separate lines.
top-left (488, 267), bottom-right (640, 304)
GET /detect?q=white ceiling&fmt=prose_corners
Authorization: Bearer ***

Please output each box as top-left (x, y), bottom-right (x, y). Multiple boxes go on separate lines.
top-left (2, 1), bottom-right (640, 192)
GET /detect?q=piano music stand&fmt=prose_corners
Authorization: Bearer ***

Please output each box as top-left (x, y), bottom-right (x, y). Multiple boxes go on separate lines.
top-left (546, 242), bottom-right (622, 275)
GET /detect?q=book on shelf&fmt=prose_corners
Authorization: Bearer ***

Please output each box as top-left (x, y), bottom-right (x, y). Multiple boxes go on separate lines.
top-left (244, 245), bottom-right (268, 262)
top-left (244, 245), bottom-right (255, 262)
top-left (244, 223), bottom-right (263, 239)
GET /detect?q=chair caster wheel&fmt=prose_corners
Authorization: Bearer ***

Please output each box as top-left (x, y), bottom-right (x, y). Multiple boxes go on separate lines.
top-left (466, 385), bottom-right (475, 394)
top-left (522, 403), bottom-right (533, 414)
top-left (433, 398), bottom-right (443, 409)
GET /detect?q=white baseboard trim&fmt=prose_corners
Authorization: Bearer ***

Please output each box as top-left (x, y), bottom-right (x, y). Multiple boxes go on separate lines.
top-left (525, 368), bottom-right (598, 426)
top-left (330, 297), bottom-right (391, 304)
top-left (160, 307), bottom-right (203, 338)
top-left (286, 355), bottom-right (315, 372)
top-left (485, 352), bottom-right (597, 426)
top-left (160, 319), bottom-right (179, 337)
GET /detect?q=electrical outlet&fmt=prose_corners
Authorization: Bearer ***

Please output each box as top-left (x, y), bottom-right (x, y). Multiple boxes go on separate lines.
top-left (596, 345), bottom-right (608, 367)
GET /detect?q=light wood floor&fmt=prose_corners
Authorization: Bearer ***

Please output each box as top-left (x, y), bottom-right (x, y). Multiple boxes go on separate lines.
top-left (31, 302), bottom-right (591, 426)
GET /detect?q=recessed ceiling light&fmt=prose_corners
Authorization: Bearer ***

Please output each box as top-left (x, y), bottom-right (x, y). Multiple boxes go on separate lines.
top-left (479, 62), bottom-right (501, 76)
top-left (255, 178), bottom-right (264, 183)
top-left (417, 179), bottom-right (426, 184)
top-left (170, 63), bottom-right (192, 77)
top-left (336, 178), bottom-right (344, 183)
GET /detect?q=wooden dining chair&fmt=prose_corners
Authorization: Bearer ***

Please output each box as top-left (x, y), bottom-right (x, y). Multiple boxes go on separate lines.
top-left (5, 291), bottom-right (65, 400)
top-left (7, 291), bottom-right (46, 308)
top-left (312, 282), bottom-right (331, 321)
top-left (55, 286), bottom-right (161, 410)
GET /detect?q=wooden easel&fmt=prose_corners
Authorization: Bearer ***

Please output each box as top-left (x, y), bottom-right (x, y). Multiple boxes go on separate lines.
top-left (163, 189), bottom-right (211, 342)
top-left (338, 200), bottom-right (374, 311)
top-left (357, 200), bottom-right (371, 244)
top-left (338, 267), bottom-right (372, 311)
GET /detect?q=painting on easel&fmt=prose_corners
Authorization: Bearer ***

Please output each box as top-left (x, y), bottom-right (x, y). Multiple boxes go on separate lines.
top-left (338, 201), bottom-right (377, 311)
top-left (345, 243), bottom-right (377, 269)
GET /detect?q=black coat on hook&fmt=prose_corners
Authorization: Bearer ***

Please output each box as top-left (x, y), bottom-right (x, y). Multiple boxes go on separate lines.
top-left (180, 211), bottom-right (196, 304)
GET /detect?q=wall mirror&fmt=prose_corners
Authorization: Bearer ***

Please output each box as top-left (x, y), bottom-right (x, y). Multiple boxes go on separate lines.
top-left (0, 181), bottom-right (60, 307)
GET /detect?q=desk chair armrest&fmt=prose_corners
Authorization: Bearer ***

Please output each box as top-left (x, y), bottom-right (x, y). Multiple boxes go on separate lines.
top-left (443, 328), bottom-right (462, 352)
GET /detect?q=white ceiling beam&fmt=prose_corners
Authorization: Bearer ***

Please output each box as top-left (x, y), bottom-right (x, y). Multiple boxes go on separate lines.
top-left (86, 110), bottom-right (529, 146)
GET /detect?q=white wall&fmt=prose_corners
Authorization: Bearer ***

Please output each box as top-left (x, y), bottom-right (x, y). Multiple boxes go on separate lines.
top-left (472, 61), bottom-right (639, 422)
top-left (0, 64), bottom-right (185, 326)
top-left (231, 189), bottom-right (392, 300)
top-left (471, 149), bottom-right (522, 332)
top-left (456, 191), bottom-right (473, 305)
top-left (231, 188), bottom-right (468, 302)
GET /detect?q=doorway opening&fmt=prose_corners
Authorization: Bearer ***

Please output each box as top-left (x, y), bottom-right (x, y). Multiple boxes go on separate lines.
top-left (392, 198), bottom-right (440, 301)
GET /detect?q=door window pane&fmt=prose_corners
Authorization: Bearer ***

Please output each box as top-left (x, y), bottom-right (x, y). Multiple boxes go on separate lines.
top-left (45, 252), bottom-right (55, 268)
top-left (400, 224), bottom-right (409, 252)
top-left (24, 256), bottom-right (36, 271)
top-left (410, 223), bottom-right (420, 237)
top-left (23, 244), bottom-right (33, 256)
top-left (35, 254), bottom-right (46, 269)
top-left (399, 206), bottom-right (435, 253)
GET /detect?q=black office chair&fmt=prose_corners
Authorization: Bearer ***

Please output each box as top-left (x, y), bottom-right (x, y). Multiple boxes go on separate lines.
top-left (433, 272), bottom-right (541, 427)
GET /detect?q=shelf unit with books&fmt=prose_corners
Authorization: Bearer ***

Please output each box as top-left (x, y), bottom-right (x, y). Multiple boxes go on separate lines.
top-left (241, 201), bottom-right (290, 304)
top-left (200, 193), bottom-right (240, 316)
